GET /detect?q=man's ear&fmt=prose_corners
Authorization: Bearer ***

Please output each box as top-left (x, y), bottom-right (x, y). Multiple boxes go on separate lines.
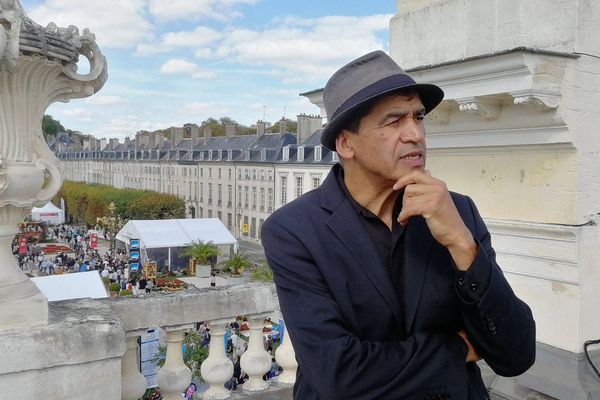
top-left (335, 130), bottom-right (355, 159)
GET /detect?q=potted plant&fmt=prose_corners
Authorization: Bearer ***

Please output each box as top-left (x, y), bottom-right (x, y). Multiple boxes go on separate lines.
top-left (108, 282), bottom-right (120, 297)
top-left (183, 240), bottom-right (219, 278)
top-left (251, 261), bottom-right (274, 282)
top-left (218, 252), bottom-right (253, 285)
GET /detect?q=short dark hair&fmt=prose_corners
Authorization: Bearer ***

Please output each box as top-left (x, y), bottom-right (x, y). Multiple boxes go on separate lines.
top-left (339, 89), bottom-right (419, 135)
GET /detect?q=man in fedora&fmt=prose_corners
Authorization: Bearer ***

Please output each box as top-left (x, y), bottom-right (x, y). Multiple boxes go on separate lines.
top-left (262, 51), bottom-right (535, 399)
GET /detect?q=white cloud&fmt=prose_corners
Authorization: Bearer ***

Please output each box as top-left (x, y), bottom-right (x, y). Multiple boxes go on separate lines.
top-left (61, 108), bottom-right (93, 119)
top-left (26, 0), bottom-right (153, 49)
top-left (136, 26), bottom-right (222, 56)
top-left (160, 59), bottom-right (217, 79)
top-left (148, 0), bottom-right (257, 22)
top-left (213, 14), bottom-right (393, 83)
top-left (86, 95), bottom-right (128, 105)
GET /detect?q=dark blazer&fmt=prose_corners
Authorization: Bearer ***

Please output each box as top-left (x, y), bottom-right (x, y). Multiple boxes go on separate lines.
top-left (261, 165), bottom-right (536, 400)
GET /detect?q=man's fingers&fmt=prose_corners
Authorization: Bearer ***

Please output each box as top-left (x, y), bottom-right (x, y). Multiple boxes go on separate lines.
top-left (393, 170), bottom-right (436, 191)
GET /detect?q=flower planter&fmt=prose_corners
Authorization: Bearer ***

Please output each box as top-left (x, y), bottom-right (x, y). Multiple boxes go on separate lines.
top-left (195, 264), bottom-right (211, 278)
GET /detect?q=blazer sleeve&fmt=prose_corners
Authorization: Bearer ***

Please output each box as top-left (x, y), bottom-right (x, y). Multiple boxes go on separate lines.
top-left (457, 196), bottom-right (536, 376)
top-left (262, 217), bottom-right (472, 400)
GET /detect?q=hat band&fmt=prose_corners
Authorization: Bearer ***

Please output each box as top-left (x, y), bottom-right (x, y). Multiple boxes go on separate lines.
top-left (330, 74), bottom-right (418, 121)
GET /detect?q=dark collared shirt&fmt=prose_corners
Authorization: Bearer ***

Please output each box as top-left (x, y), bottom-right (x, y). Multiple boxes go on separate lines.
top-left (336, 167), bottom-right (406, 320)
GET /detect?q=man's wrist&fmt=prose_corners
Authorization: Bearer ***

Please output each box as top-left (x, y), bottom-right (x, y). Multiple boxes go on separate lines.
top-left (447, 231), bottom-right (477, 271)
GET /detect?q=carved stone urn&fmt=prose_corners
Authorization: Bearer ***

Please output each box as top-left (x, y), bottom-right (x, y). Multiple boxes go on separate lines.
top-left (0, 0), bottom-right (107, 329)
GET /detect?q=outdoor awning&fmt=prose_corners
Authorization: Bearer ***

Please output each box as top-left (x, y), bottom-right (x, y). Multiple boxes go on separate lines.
top-left (115, 218), bottom-right (237, 249)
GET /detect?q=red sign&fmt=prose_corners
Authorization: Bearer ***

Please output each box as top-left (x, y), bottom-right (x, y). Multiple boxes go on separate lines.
top-left (90, 233), bottom-right (98, 249)
top-left (18, 237), bottom-right (28, 255)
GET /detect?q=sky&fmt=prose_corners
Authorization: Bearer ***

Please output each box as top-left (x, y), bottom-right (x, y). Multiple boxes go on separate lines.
top-left (20, 0), bottom-right (395, 140)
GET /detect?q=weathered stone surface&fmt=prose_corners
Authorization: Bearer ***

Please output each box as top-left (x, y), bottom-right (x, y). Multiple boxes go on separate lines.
top-left (103, 282), bottom-right (278, 332)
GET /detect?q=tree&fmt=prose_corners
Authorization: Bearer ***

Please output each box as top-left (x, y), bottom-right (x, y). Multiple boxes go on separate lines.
top-left (218, 252), bottom-right (253, 275)
top-left (269, 118), bottom-right (297, 133)
top-left (42, 114), bottom-right (65, 138)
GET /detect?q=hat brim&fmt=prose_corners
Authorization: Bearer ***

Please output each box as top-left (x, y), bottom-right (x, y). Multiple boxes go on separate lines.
top-left (320, 81), bottom-right (444, 151)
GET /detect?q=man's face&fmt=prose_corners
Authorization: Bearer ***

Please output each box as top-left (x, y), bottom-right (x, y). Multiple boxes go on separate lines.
top-left (340, 93), bottom-right (427, 184)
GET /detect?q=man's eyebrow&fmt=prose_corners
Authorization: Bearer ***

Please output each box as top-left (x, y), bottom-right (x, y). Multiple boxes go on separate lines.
top-left (377, 108), bottom-right (426, 125)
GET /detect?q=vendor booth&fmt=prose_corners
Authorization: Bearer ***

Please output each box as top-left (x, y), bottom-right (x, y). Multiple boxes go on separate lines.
top-left (30, 201), bottom-right (65, 225)
top-left (115, 218), bottom-right (238, 271)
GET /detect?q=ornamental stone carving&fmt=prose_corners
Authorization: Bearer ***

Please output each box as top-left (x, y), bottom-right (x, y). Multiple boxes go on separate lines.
top-left (0, 0), bottom-right (107, 330)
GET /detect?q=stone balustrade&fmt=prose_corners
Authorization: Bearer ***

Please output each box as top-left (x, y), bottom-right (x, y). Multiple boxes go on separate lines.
top-left (0, 283), bottom-right (296, 399)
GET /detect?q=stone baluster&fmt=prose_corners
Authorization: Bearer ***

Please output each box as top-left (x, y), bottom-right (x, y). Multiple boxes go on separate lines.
top-left (157, 325), bottom-right (193, 400)
top-left (200, 320), bottom-right (233, 400)
top-left (275, 321), bottom-right (297, 384)
top-left (240, 315), bottom-right (271, 392)
top-left (121, 331), bottom-right (148, 400)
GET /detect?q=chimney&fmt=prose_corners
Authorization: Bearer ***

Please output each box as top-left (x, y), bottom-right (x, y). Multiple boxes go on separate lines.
top-left (278, 117), bottom-right (288, 136)
top-left (297, 113), bottom-right (323, 145)
top-left (256, 120), bottom-right (266, 138)
top-left (225, 124), bottom-right (236, 138)
top-left (100, 138), bottom-right (107, 150)
top-left (170, 127), bottom-right (184, 146)
top-left (203, 126), bottom-right (212, 141)
top-left (124, 137), bottom-right (131, 148)
top-left (135, 134), bottom-right (141, 148)
top-left (191, 125), bottom-right (200, 149)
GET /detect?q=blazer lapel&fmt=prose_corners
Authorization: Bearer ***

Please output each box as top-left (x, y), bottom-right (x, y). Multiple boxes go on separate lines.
top-left (403, 216), bottom-right (435, 334)
top-left (320, 167), bottom-right (404, 329)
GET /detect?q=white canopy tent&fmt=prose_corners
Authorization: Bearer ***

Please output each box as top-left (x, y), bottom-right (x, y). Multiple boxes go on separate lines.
top-left (116, 218), bottom-right (238, 270)
top-left (31, 201), bottom-right (65, 225)
top-left (31, 271), bottom-right (108, 301)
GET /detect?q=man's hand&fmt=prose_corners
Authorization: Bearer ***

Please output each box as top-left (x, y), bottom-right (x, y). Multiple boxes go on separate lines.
top-left (457, 330), bottom-right (481, 363)
top-left (393, 170), bottom-right (477, 270)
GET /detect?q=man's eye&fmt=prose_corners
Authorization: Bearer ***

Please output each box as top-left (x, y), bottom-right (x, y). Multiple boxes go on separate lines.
top-left (415, 115), bottom-right (425, 121)
top-left (386, 118), bottom-right (401, 126)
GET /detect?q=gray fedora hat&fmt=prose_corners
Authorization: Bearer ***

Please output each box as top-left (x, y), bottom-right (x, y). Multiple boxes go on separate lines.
top-left (320, 50), bottom-right (444, 151)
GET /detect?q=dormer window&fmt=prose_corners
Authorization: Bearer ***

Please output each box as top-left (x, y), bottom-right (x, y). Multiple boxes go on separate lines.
top-left (282, 147), bottom-right (289, 161)
top-left (228, 150), bottom-right (233, 161)
top-left (208, 150), bottom-right (213, 160)
top-left (297, 146), bottom-right (304, 161)
top-left (315, 145), bottom-right (322, 161)
top-left (261, 148), bottom-right (267, 161)
top-left (244, 150), bottom-right (250, 161)
top-left (331, 151), bottom-right (338, 162)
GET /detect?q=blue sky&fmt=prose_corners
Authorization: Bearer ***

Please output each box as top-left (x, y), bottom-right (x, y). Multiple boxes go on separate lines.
top-left (21, 0), bottom-right (395, 140)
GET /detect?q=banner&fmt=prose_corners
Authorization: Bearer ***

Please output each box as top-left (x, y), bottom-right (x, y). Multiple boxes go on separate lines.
top-left (18, 237), bottom-right (28, 255)
top-left (90, 233), bottom-right (98, 249)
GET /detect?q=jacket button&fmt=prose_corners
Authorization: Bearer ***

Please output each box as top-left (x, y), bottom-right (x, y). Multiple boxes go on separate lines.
top-left (457, 277), bottom-right (464, 286)
top-left (470, 283), bottom-right (478, 292)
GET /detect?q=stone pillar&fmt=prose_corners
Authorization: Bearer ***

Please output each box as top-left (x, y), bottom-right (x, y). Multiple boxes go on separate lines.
top-left (0, 0), bottom-right (107, 330)
top-left (240, 317), bottom-right (271, 392)
top-left (200, 322), bottom-right (233, 400)
top-left (275, 323), bottom-right (297, 384)
top-left (157, 325), bottom-right (193, 400)
top-left (121, 332), bottom-right (148, 400)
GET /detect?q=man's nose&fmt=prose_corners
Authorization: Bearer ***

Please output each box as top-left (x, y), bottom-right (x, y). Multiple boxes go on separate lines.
top-left (400, 117), bottom-right (425, 142)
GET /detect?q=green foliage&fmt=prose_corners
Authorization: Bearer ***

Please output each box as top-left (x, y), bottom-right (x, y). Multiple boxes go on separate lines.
top-left (101, 277), bottom-right (110, 285)
top-left (251, 261), bottom-right (274, 282)
top-left (108, 282), bottom-right (120, 292)
top-left (119, 289), bottom-right (132, 296)
top-left (219, 252), bottom-right (253, 275)
top-left (42, 114), bottom-right (65, 138)
top-left (55, 181), bottom-right (185, 225)
top-left (183, 240), bottom-right (219, 264)
top-left (155, 331), bottom-right (209, 381)
top-left (269, 118), bottom-right (297, 133)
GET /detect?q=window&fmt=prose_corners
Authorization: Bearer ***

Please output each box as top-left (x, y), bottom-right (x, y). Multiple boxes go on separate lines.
top-left (209, 168), bottom-right (212, 178)
top-left (200, 168), bottom-right (203, 177)
top-left (218, 168), bottom-right (222, 179)
top-left (259, 218), bottom-right (265, 239)
top-left (268, 188), bottom-right (273, 212)
top-left (208, 210), bottom-right (213, 218)
top-left (217, 184), bottom-right (222, 206)
top-left (227, 213), bottom-right (232, 230)
top-left (227, 185), bottom-right (233, 207)
top-left (260, 188), bottom-right (265, 211)
top-left (208, 183), bottom-right (213, 204)
top-left (250, 217), bottom-right (256, 238)
top-left (218, 211), bottom-right (222, 221)
top-left (295, 176), bottom-right (303, 198)
top-left (200, 183), bottom-right (204, 202)
top-left (312, 177), bottom-right (321, 189)
top-left (281, 176), bottom-right (287, 205)
top-left (244, 186), bottom-right (249, 208)
top-left (228, 169), bottom-right (232, 179)
top-left (252, 187), bottom-right (257, 210)
top-left (237, 185), bottom-right (242, 207)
